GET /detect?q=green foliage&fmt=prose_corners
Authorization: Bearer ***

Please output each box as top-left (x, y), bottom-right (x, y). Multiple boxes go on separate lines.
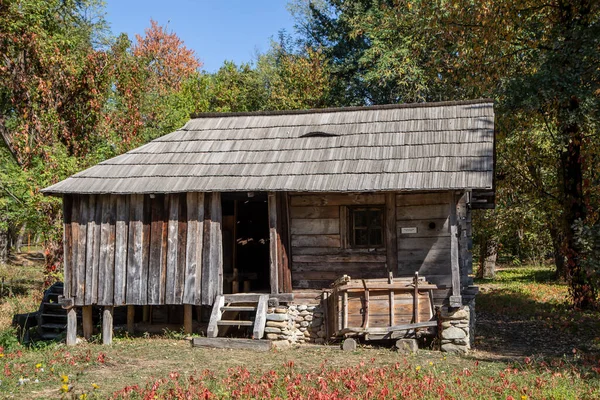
top-left (0, 326), bottom-right (21, 353)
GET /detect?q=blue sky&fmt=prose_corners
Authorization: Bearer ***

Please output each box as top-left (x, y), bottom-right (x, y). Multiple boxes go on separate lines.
top-left (104, 0), bottom-right (297, 73)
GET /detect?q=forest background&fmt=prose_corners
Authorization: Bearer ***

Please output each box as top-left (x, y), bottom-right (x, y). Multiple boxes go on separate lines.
top-left (0, 0), bottom-right (598, 309)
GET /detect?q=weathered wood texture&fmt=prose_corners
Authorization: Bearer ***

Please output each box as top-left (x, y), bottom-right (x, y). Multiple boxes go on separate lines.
top-left (63, 193), bottom-right (218, 307)
top-left (396, 192), bottom-right (453, 287)
top-left (328, 279), bottom-right (435, 337)
top-left (289, 193), bottom-right (389, 289)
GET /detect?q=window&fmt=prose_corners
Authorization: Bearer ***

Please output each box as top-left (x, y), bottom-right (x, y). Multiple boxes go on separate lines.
top-left (349, 207), bottom-right (384, 247)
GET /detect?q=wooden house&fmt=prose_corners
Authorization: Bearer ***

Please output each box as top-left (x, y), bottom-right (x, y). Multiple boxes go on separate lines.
top-left (42, 99), bottom-right (494, 351)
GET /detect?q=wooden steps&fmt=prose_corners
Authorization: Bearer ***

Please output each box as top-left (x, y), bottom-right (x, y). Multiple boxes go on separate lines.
top-left (207, 294), bottom-right (269, 339)
top-left (37, 282), bottom-right (74, 341)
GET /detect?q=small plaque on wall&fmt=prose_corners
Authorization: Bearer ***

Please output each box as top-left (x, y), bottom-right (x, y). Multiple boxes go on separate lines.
top-left (401, 227), bottom-right (418, 234)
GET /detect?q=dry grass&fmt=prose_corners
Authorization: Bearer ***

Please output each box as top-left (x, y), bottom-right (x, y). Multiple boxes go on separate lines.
top-left (0, 253), bottom-right (46, 329)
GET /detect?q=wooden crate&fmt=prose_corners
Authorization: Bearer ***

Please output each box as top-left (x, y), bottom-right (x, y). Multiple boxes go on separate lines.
top-left (326, 276), bottom-right (437, 338)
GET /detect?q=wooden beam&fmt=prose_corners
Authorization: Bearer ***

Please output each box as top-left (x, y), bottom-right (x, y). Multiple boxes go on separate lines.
top-left (449, 194), bottom-right (462, 307)
top-left (82, 306), bottom-right (93, 340)
top-left (183, 304), bottom-right (193, 334)
top-left (127, 305), bottom-right (135, 335)
top-left (385, 193), bottom-right (398, 275)
top-left (253, 294), bottom-right (268, 339)
top-left (191, 337), bottom-right (272, 352)
top-left (268, 193), bottom-right (279, 294)
top-left (207, 295), bottom-right (224, 338)
top-left (102, 306), bottom-right (114, 345)
top-left (66, 307), bottom-right (77, 346)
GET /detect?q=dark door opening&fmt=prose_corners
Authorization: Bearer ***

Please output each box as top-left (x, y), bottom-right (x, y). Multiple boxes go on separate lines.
top-left (222, 193), bottom-right (270, 293)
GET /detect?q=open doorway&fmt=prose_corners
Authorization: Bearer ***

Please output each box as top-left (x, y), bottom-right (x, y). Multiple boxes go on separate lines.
top-left (222, 193), bottom-right (270, 293)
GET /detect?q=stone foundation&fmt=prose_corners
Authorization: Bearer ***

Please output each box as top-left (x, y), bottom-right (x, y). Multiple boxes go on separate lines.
top-left (264, 303), bottom-right (326, 344)
top-left (439, 299), bottom-right (475, 354)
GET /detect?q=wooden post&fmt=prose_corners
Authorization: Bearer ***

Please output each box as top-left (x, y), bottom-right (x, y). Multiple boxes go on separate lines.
top-left (413, 272), bottom-right (420, 324)
top-left (127, 305), bottom-right (135, 335)
top-left (142, 305), bottom-right (150, 322)
top-left (102, 306), bottom-right (114, 345)
top-left (385, 193), bottom-right (398, 275)
top-left (183, 304), bottom-right (193, 334)
top-left (449, 194), bottom-right (462, 307)
top-left (66, 307), bottom-right (77, 346)
top-left (82, 306), bottom-right (93, 340)
top-left (268, 193), bottom-right (279, 294)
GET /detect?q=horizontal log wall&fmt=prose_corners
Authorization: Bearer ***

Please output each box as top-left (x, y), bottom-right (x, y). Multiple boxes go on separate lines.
top-left (289, 194), bottom-right (388, 289)
top-left (64, 193), bottom-right (219, 307)
top-left (396, 192), bottom-right (453, 287)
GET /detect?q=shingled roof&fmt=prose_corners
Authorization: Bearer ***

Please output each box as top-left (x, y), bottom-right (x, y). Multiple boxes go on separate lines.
top-left (42, 99), bottom-right (495, 194)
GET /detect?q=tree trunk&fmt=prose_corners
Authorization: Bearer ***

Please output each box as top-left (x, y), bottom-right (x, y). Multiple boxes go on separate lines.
top-left (15, 223), bottom-right (26, 253)
top-left (483, 240), bottom-right (497, 279)
top-left (477, 236), bottom-right (497, 279)
top-left (0, 229), bottom-right (8, 264)
top-left (560, 102), bottom-right (595, 309)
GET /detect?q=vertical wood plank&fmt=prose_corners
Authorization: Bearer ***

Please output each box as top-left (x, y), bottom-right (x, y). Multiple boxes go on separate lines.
top-left (211, 193), bottom-right (223, 299)
top-left (276, 193), bottom-right (292, 293)
top-left (102, 306), bottom-right (114, 345)
top-left (268, 193), bottom-right (278, 294)
top-left (148, 195), bottom-right (166, 304)
top-left (283, 193), bottom-right (293, 293)
top-left (75, 197), bottom-right (88, 306)
top-left (389, 291), bottom-right (395, 326)
top-left (185, 193), bottom-right (204, 305)
top-left (82, 306), bottom-right (93, 340)
top-left (84, 195), bottom-right (96, 305)
top-left (85, 196), bottom-right (102, 305)
top-left (91, 197), bottom-right (102, 304)
top-left (66, 307), bottom-right (77, 346)
top-left (201, 194), bottom-right (212, 305)
top-left (70, 196), bottom-right (80, 300)
top-left (175, 193), bottom-right (187, 304)
top-left (339, 205), bottom-right (348, 249)
top-left (141, 196), bottom-right (151, 305)
top-left (127, 194), bottom-right (144, 304)
top-left (166, 194), bottom-right (179, 304)
top-left (342, 291), bottom-right (348, 329)
top-left (113, 196), bottom-right (129, 305)
top-left (62, 196), bottom-right (73, 299)
top-left (385, 193), bottom-right (398, 275)
top-left (98, 196), bottom-right (116, 306)
top-left (450, 194), bottom-right (462, 307)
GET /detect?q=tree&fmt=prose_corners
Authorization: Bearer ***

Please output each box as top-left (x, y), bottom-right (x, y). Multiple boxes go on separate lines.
top-left (293, 0), bottom-right (600, 307)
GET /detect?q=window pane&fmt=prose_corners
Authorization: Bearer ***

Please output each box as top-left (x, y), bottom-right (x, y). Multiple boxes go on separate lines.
top-left (354, 228), bottom-right (368, 246)
top-left (369, 228), bottom-right (383, 246)
top-left (354, 210), bottom-right (367, 227)
top-left (368, 210), bottom-right (382, 228)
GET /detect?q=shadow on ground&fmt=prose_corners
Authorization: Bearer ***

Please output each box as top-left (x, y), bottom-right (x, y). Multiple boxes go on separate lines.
top-left (474, 288), bottom-right (600, 360)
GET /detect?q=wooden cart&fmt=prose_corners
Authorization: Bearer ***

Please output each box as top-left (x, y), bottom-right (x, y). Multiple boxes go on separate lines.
top-left (326, 274), bottom-right (438, 340)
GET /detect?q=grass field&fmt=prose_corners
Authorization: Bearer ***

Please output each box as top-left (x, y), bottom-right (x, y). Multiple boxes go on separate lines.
top-left (1, 258), bottom-right (599, 399)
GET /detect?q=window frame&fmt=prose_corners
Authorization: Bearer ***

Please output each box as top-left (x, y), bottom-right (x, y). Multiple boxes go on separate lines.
top-left (347, 206), bottom-right (385, 248)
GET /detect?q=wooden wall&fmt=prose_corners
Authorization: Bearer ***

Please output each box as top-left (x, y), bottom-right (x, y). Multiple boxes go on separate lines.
top-left (396, 192), bottom-right (453, 287)
top-left (289, 192), bottom-right (472, 293)
top-left (289, 194), bottom-right (389, 289)
top-left (63, 193), bottom-right (222, 307)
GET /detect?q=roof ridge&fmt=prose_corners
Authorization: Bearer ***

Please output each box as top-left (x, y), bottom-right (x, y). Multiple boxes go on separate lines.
top-left (189, 99), bottom-right (494, 119)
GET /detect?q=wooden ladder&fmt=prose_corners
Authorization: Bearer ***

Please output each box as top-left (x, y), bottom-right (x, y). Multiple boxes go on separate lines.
top-left (207, 294), bottom-right (269, 339)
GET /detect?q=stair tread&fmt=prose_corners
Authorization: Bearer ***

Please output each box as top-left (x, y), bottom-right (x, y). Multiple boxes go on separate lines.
top-left (221, 306), bottom-right (257, 312)
top-left (40, 323), bottom-right (67, 329)
top-left (217, 320), bottom-right (254, 326)
top-left (40, 313), bottom-right (67, 318)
